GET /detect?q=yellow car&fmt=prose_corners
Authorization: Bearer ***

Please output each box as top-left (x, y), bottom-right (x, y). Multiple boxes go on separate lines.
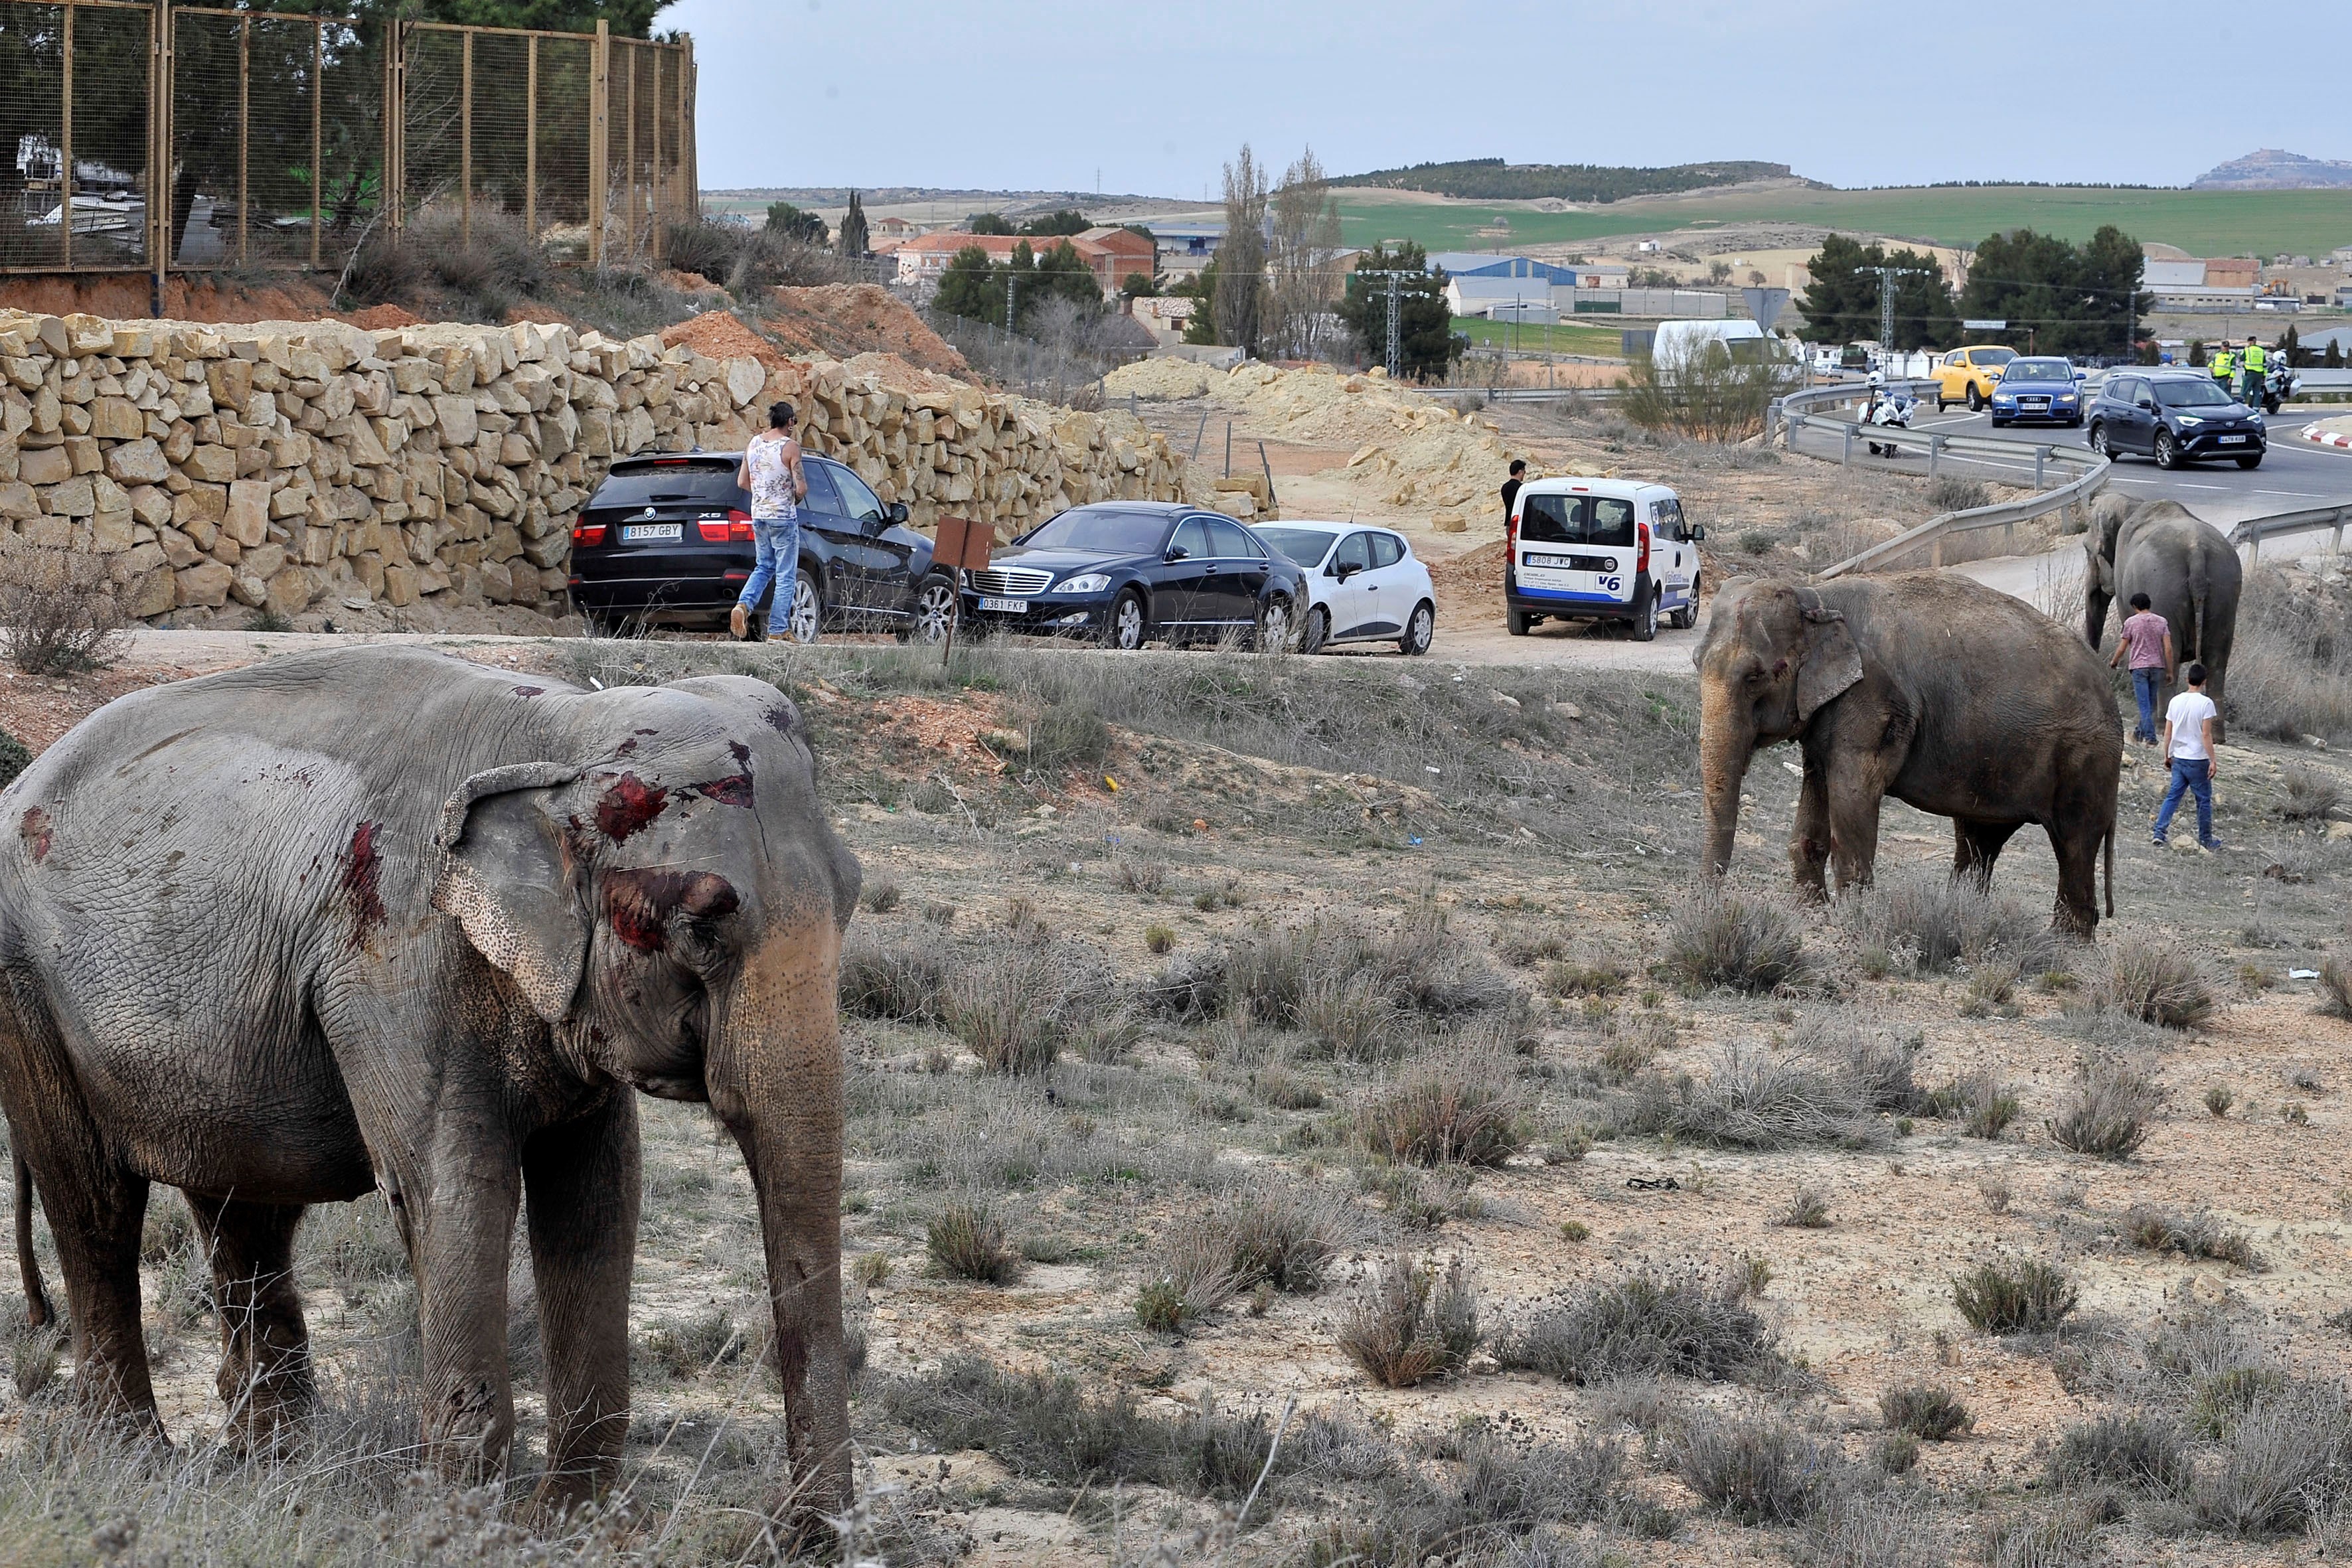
top-left (1934, 345), bottom-right (2018, 412)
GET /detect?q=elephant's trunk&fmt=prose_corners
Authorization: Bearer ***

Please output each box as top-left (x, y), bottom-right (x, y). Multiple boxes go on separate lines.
top-left (708, 919), bottom-right (852, 1528)
top-left (1699, 678), bottom-right (1755, 877)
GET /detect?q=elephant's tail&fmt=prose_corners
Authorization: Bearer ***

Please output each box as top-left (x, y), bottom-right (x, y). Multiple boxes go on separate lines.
top-left (2188, 547), bottom-right (2211, 662)
top-left (14, 1155), bottom-right (51, 1329)
top-left (2103, 821), bottom-right (2116, 920)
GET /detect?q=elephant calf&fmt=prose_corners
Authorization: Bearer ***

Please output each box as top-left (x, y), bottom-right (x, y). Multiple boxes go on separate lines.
top-left (0, 647), bottom-right (858, 1519)
top-left (1696, 574), bottom-right (2120, 935)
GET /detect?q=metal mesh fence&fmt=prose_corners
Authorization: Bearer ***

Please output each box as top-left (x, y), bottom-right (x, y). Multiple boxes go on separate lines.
top-left (0, 1), bottom-right (692, 277)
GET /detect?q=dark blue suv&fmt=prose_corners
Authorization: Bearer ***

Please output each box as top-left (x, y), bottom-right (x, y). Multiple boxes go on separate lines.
top-left (2088, 370), bottom-right (2266, 470)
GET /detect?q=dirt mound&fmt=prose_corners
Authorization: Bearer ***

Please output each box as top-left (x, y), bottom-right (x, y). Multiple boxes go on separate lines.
top-left (839, 351), bottom-right (964, 399)
top-left (761, 283), bottom-right (967, 376)
top-left (1105, 357), bottom-right (1214, 401)
top-left (342, 303), bottom-right (424, 331)
top-left (1426, 538), bottom-right (1508, 624)
top-left (661, 309), bottom-right (787, 366)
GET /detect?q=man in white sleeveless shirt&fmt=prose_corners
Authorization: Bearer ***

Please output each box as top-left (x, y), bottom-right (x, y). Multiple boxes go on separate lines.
top-left (732, 400), bottom-right (809, 641)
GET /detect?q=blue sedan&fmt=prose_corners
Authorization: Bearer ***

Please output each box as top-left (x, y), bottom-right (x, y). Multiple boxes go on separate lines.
top-left (1987, 357), bottom-right (2085, 428)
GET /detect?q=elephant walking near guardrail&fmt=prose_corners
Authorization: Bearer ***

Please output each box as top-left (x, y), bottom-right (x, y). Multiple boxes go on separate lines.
top-left (2084, 497), bottom-right (2242, 745)
top-left (1697, 574), bottom-right (2120, 936)
top-left (0, 648), bottom-right (859, 1524)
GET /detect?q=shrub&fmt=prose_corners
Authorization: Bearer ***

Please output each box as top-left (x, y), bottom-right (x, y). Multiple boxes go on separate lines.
top-left (1306, 1427), bottom-right (1652, 1568)
top-left (1952, 1258), bottom-right (2078, 1334)
top-left (1338, 1253), bottom-right (1480, 1388)
top-left (1498, 1265), bottom-right (1772, 1384)
top-left (2320, 960), bottom-right (2352, 1020)
top-left (1879, 1381), bottom-right (1971, 1441)
top-left (1777, 1186), bottom-right (1833, 1229)
top-left (1619, 1043), bottom-right (1878, 1150)
top-left (1210, 1183), bottom-right (1356, 1293)
top-left (858, 878), bottom-right (902, 915)
top-left (638, 1309), bottom-right (742, 1380)
top-left (1133, 1215), bottom-right (1240, 1333)
top-left (876, 1354), bottom-right (1287, 1499)
top-left (0, 544), bottom-right (131, 676)
top-left (927, 1202), bottom-right (1020, 1284)
top-left (1665, 890), bottom-right (1805, 992)
top-left (2189, 1366), bottom-right (2290, 1439)
top-left (2047, 1055), bottom-right (2161, 1160)
top-left (2047, 1413), bottom-right (2192, 1495)
top-left (1845, 872), bottom-right (2060, 977)
top-left (0, 729), bottom-right (30, 791)
top-left (1738, 528), bottom-right (1775, 556)
top-left (1144, 923), bottom-right (1175, 955)
top-left (2197, 1383), bottom-right (2352, 1536)
top-left (1159, 905), bottom-right (1514, 1030)
top-left (1922, 1069), bottom-right (2021, 1138)
top-left (2282, 763), bottom-right (2342, 821)
top-left (2086, 937), bottom-right (2213, 1029)
top-left (1024, 700), bottom-right (1113, 773)
top-left (1928, 475), bottom-right (1992, 513)
top-left (1356, 1045), bottom-right (1528, 1166)
top-left (1674, 1408), bottom-right (1849, 1525)
top-left (2122, 1205), bottom-right (2263, 1269)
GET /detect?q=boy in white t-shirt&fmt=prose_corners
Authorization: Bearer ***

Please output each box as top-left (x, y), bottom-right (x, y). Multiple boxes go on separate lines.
top-left (2152, 661), bottom-right (2223, 850)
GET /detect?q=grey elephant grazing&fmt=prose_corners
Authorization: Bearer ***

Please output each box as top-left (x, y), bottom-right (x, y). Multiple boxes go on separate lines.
top-left (1696, 574), bottom-right (2120, 936)
top-left (2083, 496), bottom-right (2242, 744)
top-left (0, 647), bottom-right (858, 1521)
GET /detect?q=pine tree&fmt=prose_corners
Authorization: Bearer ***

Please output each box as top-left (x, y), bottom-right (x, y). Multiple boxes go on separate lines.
top-left (837, 191), bottom-right (869, 259)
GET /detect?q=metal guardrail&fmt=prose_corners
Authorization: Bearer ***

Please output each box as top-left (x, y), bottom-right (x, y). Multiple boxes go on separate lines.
top-left (1769, 384), bottom-right (2112, 580)
top-left (2231, 503), bottom-right (2352, 563)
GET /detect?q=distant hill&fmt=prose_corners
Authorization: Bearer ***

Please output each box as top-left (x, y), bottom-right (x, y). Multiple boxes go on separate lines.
top-left (2191, 149), bottom-right (2352, 190)
top-left (1337, 158), bottom-right (1798, 204)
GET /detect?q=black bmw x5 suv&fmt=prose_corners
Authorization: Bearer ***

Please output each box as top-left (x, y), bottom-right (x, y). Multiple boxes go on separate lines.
top-left (567, 451), bottom-right (957, 641)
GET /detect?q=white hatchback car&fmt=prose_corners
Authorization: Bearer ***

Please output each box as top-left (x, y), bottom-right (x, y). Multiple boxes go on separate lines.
top-left (1254, 521), bottom-right (1437, 655)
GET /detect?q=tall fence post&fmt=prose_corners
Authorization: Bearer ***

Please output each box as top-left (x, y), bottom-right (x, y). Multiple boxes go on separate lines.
top-left (1840, 424), bottom-right (1851, 466)
top-left (236, 17), bottom-right (250, 267)
top-left (2035, 445), bottom-right (2049, 489)
top-left (149, 0), bottom-right (171, 313)
top-left (62, 1), bottom-right (75, 274)
top-left (459, 28), bottom-right (472, 250)
top-left (588, 19), bottom-right (607, 269)
top-left (384, 16), bottom-right (406, 245)
top-left (1928, 434), bottom-right (1943, 477)
top-left (524, 33), bottom-right (537, 244)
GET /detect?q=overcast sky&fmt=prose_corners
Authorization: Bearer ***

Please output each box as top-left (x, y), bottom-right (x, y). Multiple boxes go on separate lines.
top-left (666, 0), bottom-right (2338, 196)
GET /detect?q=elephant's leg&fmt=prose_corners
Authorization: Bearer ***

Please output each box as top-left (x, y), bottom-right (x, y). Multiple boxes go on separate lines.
top-left (1952, 820), bottom-right (2023, 888)
top-left (1826, 777), bottom-right (1890, 895)
top-left (2049, 824), bottom-right (2102, 941)
top-left (410, 1140), bottom-right (522, 1485)
top-left (521, 1093), bottom-right (641, 1519)
top-left (189, 1194), bottom-right (313, 1449)
top-left (1789, 763), bottom-right (1832, 901)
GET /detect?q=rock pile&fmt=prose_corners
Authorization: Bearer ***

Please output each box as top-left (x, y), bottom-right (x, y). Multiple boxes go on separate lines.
top-left (0, 308), bottom-right (1184, 625)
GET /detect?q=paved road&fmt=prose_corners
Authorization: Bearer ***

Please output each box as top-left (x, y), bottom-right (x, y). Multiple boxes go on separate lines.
top-left (1790, 401), bottom-right (2352, 528)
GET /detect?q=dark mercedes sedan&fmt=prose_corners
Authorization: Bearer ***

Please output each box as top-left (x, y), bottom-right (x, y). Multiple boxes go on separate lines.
top-left (567, 451), bottom-right (957, 641)
top-left (961, 501), bottom-right (1308, 651)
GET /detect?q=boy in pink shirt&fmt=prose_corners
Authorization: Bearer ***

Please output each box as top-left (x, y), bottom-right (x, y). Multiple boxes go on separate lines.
top-left (2108, 592), bottom-right (2174, 745)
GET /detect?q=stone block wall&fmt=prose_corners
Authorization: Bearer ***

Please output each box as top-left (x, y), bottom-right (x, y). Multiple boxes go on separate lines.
top-left (0, 310), bottom-right (1184, 622)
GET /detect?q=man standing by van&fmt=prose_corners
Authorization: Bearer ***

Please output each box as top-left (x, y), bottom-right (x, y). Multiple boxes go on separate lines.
top-left (1501, 459), bottom-right (1526, 520)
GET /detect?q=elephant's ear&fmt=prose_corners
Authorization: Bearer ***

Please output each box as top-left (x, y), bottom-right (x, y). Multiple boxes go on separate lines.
top-left (432, 763), bottom-right (587, 1024)
top-left (1795, 605), bottom-right (1863, 722)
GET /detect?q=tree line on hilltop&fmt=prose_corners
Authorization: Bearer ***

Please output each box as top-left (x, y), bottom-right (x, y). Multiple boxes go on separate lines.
top-left (1796, 228), bottom-right (2153, 357)
top-left (1339, 157), bottom-right (1792, 204)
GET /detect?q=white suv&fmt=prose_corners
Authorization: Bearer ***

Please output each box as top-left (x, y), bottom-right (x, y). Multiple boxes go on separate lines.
top-left (1505, 477), bottom-right (1703, 641)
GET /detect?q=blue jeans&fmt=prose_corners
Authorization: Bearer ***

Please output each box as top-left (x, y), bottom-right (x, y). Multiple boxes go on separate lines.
top-left (2153, 757), bottom-right (2213, 845)
top-left (2130, 667), bottom-right (2163, 743)
top-left (736, 514), bottom-right (799, 637)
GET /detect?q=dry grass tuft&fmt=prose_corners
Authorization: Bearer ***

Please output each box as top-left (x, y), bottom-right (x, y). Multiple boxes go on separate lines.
top-left (2086, 937), bottom-right (2213, 1029)
top-left (1879, 1381), bottom-right (1972, 1441)
top-left (1356, 1044), bottom-right (1529, 1166)
top-left (1337, 1253), bottom-right (1481, 1389)
top-left (1498, 1265), bottom-right (1773, 1385)
top-left (2123, 1205), bottom-right (2264, 1269)
top-left (2047, 1055), bottom-right (2163, 1160)
top-left (1952, 1257), bottom-right (2078, 1334)
top-left (927, 1200), bottom-right (1020, 1284)
top-left (0, 544), bottom-right (131, 676)
top-left (1672, 1407), bottom-right (1851, 1525)
top-left (1666, 890), bottom-right (1806, 993)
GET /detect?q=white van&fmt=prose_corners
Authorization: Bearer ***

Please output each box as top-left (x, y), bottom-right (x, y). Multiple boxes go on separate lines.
top-left (1505, 477), bottom-right (1702, 641)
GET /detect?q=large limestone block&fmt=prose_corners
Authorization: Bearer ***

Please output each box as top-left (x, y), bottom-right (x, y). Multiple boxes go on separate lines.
top-left (224, 479), bottom-right (271, 547)
top-left (175, 560), bottom-right (234, 607)
top-left (19, 445), bottom-right (70, 486)
top-left (104, 437), bottom-right (170, 485)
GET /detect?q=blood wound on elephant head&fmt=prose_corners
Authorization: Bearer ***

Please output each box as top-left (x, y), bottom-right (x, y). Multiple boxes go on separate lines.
top-left (19, 806), bottom-right (51, 863)
top-left (342, 821), bottom-right (386, 937)
top-left (605, 868), bottom-right (740, 952)
top-left (595, 773), bottom-right (668, 842)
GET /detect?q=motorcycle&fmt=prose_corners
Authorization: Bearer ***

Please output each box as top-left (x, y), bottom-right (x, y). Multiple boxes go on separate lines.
top-left (1862, 378), bottom-right (1917, 457)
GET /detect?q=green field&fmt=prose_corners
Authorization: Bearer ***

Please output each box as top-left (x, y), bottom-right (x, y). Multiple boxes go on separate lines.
top-left (1342, 185), bottom-right (2352, 260)
top-left (1450, 317), bottom-right (1628, 356)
